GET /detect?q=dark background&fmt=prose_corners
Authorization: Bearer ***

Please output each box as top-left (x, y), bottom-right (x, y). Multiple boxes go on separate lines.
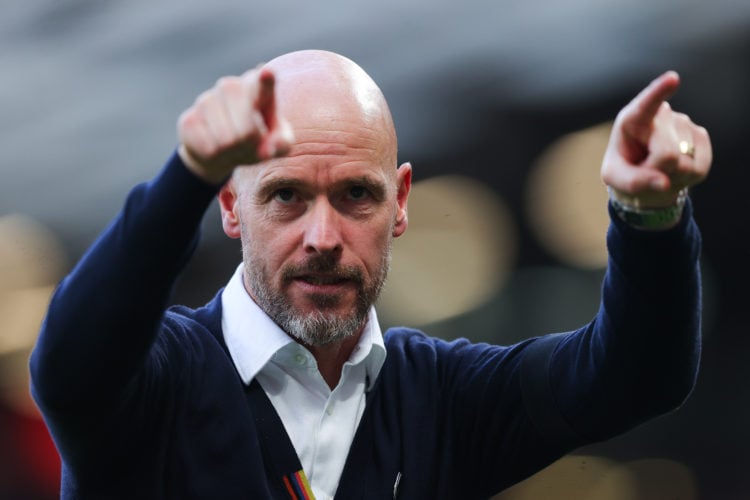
top-left (1, 1), bottom-right (749, 498)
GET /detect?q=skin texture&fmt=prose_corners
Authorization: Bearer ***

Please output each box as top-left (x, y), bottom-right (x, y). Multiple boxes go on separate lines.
top-left (176, 53), bottom-right (711, 388)
top-left (180, 51), bottom-right (411, 388)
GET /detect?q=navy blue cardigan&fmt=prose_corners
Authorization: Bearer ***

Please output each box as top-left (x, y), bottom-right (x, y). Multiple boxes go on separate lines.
top-left (30, 152), bottom-right (702, 499)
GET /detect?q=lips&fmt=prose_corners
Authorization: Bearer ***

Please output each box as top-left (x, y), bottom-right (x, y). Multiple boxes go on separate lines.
top-left (291, 274), bottom-right (354, 304)
top-left (298, 274), bottom-right (348, 286)
top-left (281, 256), bottom-right (364, 291)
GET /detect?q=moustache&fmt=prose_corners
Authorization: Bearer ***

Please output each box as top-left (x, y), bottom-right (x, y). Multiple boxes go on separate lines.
top-left (281, 254), bottom-right (364, 285)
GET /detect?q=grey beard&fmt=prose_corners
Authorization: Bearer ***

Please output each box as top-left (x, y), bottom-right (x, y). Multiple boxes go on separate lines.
top-left (245, 248), bottom-right (391, 346)
top-left (262, 300), bottom-right (366, 346)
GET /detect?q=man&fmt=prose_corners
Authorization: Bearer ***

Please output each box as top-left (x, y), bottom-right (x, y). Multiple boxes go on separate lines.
top-left (30, 50), bottom-right (711, 499)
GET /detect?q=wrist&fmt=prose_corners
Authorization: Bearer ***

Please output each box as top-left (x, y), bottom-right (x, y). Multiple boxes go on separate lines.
top-left (177, 145), bottom-right (231, 186)
top-left (608, 187), bottom-right (688, 230)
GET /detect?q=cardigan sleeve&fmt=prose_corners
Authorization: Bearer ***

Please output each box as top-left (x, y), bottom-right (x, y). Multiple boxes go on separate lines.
top-left (29, 151), bottom-right (221, 416)
top-left (420, 201), bottom-right (702, 497)
top-left (526, 199), bottom-right (702, 442)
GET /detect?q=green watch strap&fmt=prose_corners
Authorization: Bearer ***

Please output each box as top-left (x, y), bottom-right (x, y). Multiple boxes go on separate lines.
top-left (609, 188), bottom-right (687, 230)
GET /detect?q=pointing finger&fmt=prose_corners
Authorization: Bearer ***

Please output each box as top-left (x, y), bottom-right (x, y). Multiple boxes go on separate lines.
top-left (255, 68), bottom-right (278, 132)
top-left (621, 71), bottom-right (681, 140)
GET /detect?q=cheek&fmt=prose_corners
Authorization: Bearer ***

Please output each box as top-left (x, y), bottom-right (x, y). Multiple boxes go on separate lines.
top-left (347, 221), bottom-right (393, 270)
top-left (242, 220), bottom-right (298, 275)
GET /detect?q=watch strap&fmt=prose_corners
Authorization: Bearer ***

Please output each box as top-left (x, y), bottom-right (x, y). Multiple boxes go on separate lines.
top-left (609, 187), bottom-right (688, 230)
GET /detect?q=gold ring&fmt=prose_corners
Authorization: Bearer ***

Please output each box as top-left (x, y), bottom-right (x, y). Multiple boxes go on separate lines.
top-left (679, 140), bottom-right (695, 158)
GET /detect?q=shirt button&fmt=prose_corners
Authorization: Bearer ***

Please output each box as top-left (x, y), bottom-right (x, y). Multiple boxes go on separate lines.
top-left (294, 354), bottom-right (305, 365)
top-left (326, 405), bottom-right (333, 416)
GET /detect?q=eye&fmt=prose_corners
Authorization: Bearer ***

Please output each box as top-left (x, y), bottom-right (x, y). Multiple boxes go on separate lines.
top-left (273, 188), bottom-right (296, 203)
top-left (347, 185), bottom-right (370, 201)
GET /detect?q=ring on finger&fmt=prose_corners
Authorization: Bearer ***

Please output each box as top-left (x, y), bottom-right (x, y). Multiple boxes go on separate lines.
top-left (679, 140), bottom-right (695, 159)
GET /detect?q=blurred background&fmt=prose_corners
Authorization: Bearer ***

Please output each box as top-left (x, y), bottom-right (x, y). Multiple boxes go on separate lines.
top-left (1, 0), bottom-right (749, 498)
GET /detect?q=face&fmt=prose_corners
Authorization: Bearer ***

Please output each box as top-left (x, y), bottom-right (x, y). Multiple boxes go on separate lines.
top-left (219, 54), bottom-right (411, 346)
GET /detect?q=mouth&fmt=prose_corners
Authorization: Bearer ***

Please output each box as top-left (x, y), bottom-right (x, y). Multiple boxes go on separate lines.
top-left (293, 274), bottom-right (351, 289)
top-left (289, 275), bottom-right (356, 309)
top-left (282, 258), bottom-right (363, 299)
top-left (300, 273), bottom-right (347, 284)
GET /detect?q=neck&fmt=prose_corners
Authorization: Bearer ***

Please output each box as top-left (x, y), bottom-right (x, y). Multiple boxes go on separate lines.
top-left (302, 333), bottom-right (362, 390)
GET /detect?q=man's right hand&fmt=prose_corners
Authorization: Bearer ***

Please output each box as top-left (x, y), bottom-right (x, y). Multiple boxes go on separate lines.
top-left (177, 66), bottom-right (294, 185)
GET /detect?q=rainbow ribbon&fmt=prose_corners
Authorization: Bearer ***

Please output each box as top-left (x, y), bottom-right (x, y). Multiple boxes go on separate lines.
top-left (282, 469), bottom-right (315, 500)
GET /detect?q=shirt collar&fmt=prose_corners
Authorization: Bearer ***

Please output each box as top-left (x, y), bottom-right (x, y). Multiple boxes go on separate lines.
top-left (221, 264), bottom-right (386, 390)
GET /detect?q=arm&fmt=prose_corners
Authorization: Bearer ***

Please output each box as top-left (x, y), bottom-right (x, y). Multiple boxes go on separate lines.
top-left (548, 200), bottom-right (703, 438)
top-left (29, 153), bottom-right (218, 415)
top-left (29, 66), bottom-right (293, 416)
top-left (542, 71), bottom-right (711, 439)
top-left (463, 74), bottom-right (710, 492)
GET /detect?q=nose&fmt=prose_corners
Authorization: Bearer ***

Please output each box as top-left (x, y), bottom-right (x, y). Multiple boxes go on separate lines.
top-left (303, 199), bottom-right (343, 256)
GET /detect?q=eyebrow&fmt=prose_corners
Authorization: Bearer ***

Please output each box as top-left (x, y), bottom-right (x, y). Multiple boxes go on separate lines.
top-left (256, 177), bottom-right (307, 201)
top-left (339, 175), bottom-right (388, 201)
top-left (256, 175), bottom-right (388, 201)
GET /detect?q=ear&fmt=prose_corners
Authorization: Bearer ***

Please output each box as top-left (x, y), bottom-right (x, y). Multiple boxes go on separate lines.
top-left (218, 180), bottom-right (242, 239)
top-left (392, 162), bottom-right (412, 238)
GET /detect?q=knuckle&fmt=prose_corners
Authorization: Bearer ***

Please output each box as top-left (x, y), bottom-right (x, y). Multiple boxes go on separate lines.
top-left (177, 109), bottom-right (190, 127)
top-left (215, 76), bottom-right (232, 87)
top-left (195, 90), bottom-right (215, 108)
top-left (177, 109), bottom-right (199, 130)
top-left (216, 76), bottom-right (242, 93)
top-left (673, 111), bottom-right (692, 126)
top-left (695, 125), bottom-right (710, 141)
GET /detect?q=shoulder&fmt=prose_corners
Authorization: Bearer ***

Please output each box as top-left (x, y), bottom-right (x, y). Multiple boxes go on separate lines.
top-left (382, 327), bottom-right (533, 374)
top-left (148, 292), bottom-right (227, 369)
top-left (166, 289), bottom-right (223, 334)
top-left (131, 292), bottom-right (240, 404)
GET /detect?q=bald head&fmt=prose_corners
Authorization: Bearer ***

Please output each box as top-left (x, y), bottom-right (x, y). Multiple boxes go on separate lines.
top-left (263, 50), bottom-right (397, 166)
top-left (216, 51), bottom-right (411, 352)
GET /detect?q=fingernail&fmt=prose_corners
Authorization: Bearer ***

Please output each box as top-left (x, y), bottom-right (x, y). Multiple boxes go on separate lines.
top-left (650, 178), bottom-right (667, 190)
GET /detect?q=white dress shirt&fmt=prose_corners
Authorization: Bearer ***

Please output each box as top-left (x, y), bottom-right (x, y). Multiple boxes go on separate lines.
top-left (221, 264), bottom-right (386, 500)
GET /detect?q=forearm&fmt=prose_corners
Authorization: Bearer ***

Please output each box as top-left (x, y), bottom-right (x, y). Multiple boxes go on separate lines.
top-left (30, 151), bottom-right (220, 413)
top-left (551, 200), bottom-right (702, 439)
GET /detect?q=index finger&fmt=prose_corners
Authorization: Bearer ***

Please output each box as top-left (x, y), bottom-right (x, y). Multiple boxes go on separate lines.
top-left (255, 67), bottom-right (277, 129)
top-left (239, 65), bottom-right (277, 127)
top-left (623, 70), bottom-right (681, 133)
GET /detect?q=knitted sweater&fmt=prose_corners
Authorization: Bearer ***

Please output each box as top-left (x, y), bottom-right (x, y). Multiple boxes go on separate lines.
top-left (30, 152), bottom-right (702, 499)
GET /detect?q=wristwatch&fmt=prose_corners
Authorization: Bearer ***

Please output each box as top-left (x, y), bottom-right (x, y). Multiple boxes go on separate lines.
top-left (609, 187), bottom-right (687, 230)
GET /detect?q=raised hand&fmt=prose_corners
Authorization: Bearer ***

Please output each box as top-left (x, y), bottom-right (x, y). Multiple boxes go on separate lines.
top-left (601, 71), bottom-right (712, 209)
top-left (177, 66), bottom-right (294, 184)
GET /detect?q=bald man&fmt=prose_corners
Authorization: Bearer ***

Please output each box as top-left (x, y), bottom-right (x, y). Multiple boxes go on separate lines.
top-left (31, 50), bottom-right (710, 499)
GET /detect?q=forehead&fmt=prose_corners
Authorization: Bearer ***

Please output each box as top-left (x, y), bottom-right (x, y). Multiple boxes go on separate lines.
top-left (245, 53), bottom-right (398, 194)
top-left (250, 138), bottom-right (393, 195)
top-left (264, 85), bottom-right (395, 169)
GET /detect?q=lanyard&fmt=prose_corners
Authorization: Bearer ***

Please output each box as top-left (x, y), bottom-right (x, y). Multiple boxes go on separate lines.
top-left (246, 379), bottom-right (316, 500)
